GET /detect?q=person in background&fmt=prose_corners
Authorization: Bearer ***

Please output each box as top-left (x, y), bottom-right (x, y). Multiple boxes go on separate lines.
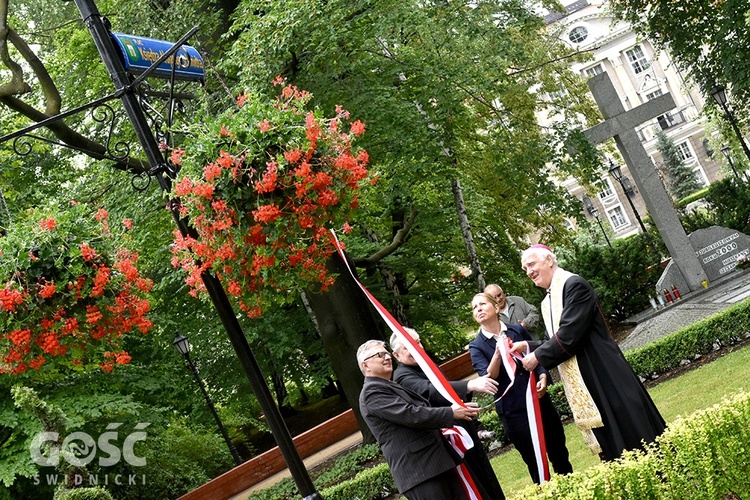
top-left (485, 283), bottom-right (541, 340)
top-left (357, 340), bottom-right (480, 500)
top-left (512, 244), bottom-right (666, 461)
top-left (469, 293), bottom-right (572, 484)
top-left (391, 329), bottom-right (506, 499)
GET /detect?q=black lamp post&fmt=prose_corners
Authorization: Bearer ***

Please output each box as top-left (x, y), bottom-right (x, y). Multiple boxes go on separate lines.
top-left (709, 84), bottom-right (750, 166)
top-left (173, 332), bottom-right (243, 466)
top-left (720, 144), bottom-right (741, 180)
top-left (582, 196), bottom-right (612, 249)
top-left (608, 158), bottom-right (648, 233)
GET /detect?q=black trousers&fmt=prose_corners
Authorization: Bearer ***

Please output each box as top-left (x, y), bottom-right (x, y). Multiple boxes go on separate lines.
top-left (402, 468), bottom-right (468, 500)
top-left (503, 393), bottom-right (573, 484)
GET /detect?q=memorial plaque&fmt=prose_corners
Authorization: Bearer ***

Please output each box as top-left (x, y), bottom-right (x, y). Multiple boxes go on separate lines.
top-left (689, 226), bottom-right (750, 282)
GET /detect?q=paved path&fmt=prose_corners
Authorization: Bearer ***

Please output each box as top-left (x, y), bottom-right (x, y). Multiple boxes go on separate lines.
top-left (620, 269), bottom-right (750, 351)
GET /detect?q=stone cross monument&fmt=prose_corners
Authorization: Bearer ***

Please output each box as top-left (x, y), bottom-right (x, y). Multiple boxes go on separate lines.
top-left (582, 72), bottom-right (708, 291)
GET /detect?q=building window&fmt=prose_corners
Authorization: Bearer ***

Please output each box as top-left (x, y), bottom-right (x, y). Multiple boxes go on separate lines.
top-left (657, 110), bottom-right (685, 130)
top-left (645, 89), bottom-right (663, 100)
top-left (548, 88), bottom-right (568, 102)
top-left (597, 178), bottom-right (615, 200)
top-left (569, 26), bottom-right (589, 44)
top-left (584, 64), bottom-right (604, 77)
top-left (625, 45), bottom-right (651, 74)
top-left (676, 141), bottom-right (695, 161)
top-left (693, 166), bottom-right (709, 186)
top-left (607, 206), bottom-right (629, 230)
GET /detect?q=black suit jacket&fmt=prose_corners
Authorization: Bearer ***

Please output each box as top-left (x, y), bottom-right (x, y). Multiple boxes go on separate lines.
top-left (392, 363), bottom-right (507, 499)
top-left (359, 376), bottom-right (459, 493)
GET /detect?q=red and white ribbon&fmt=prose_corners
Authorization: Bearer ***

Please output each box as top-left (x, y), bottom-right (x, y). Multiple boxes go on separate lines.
top-left (443, 427), bottom-right (481, 500)
top-left (331, 230), bottom-right (464, 407)
top-left (330, 230), bottom-right (483, 497)
top-left (507, 342), bottom-right (550, 483)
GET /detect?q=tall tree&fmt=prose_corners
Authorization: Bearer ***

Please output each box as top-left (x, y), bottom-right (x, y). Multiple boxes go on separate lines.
top-left (219, 0), bottom-right (601, 377)
top-left (655, 130), bottom-right (702, 200)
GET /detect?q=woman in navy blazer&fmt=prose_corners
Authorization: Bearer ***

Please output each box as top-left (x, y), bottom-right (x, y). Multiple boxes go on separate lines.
top-left (468, 293), bottom-right (572, 484)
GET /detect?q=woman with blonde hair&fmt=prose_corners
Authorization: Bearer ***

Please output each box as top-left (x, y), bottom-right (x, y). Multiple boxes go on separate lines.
top-left (468, 292), bottom-right (572, 484)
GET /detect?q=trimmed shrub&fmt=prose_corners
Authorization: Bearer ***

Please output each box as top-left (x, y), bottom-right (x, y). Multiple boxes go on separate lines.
top-left (625, 298), bottom-right (750, 378)
top-left (510, 391), bottom-right (750, 499)
top-left (321, 462), bottom-right (396, 500)
top-left (53, 487), bottom-right (113, 500)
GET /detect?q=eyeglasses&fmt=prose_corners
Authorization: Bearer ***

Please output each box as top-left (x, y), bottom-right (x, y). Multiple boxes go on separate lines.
top-left (364, 351), bottom-right (391, 361)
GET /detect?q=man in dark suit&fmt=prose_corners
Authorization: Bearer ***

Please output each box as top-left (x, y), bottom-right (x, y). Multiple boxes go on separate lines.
top-left (357, 340), bottom-right (480, 500)
top-left (391, 329), bottom-right (506, 499)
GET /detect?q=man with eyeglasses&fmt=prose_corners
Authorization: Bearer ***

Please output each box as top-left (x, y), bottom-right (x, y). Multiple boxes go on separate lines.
top-left (357, 339), bottom-right (480, 500)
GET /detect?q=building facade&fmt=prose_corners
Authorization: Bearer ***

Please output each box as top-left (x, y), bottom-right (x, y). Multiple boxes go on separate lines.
top-left (544, 0), bottom-right (726, 239)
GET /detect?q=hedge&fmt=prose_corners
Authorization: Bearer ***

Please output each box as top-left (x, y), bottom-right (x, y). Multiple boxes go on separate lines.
top-left (624, 297), bottom-right (750, 379)
top-left (258, 299), bottom-right (750, 499)
top-left (510, 391), bottom-right (750, 499)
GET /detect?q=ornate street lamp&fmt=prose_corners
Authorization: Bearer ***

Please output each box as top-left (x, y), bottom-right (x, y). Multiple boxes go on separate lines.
top-left (608, 158), bottom-right (648, 233)
top-left (720, 144), bottom-right (741, 180)
top-left (709, 84), bottom-right (750, 166)
top-left (582, 195), bottom-right (612, 249)
top-left (173, 332), bottom-right (243, 466)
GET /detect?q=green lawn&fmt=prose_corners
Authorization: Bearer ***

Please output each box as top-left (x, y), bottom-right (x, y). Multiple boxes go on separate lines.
top-left (489, 343), bottom-right (750, 497)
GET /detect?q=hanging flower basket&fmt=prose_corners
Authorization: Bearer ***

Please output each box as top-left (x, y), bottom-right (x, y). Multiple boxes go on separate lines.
top-left (0, 203), bottom-right (153, 375)
top-left (170, 80), bottom-right (370, 318)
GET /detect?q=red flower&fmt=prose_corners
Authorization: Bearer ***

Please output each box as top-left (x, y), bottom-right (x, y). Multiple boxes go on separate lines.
top-left (228, 280), bottom-right (242, 296)
top-left (204, 162), bottom-right (222, 182)
top-left (39, 218), bottom-right (57, 231)
top-left (174, 177), bottom-right (194, 197)
top-left (192, 183), bottom-right (215, 198)
top-left (253, 204), bottom-right (283, 223)
top-left (284, 150), bottom-right (303, 163)
top-left (122, 218), bottom-right (133, 230)
top-left (350, 120), bottom-right (366, 136)
top-left (95, 209), bottom-right (109, 221)
top-left (80, 243), bottom-right (98, 262)
top-left (258, 119), bottom-right (272, 133)
top-left (217, 151), bottom-right (234, 169)
top-left (170, 148), bottom-right (186, 165)
top-left (115, 351), bottom-right (131, 365)
top-left (254, 165), bottom-right (278, 194)
top-left (39, 282), bottom-right (56, 299)
top-left (0, 286), bottom-right (25, 313)
top-left (86, 305), bottom-right (103, 324)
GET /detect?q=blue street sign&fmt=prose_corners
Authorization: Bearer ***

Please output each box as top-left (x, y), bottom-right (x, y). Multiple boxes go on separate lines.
top-left (111, 33), bottom-right (205, 82)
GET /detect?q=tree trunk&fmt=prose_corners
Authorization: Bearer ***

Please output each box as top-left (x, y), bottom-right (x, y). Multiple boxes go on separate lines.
top-left (452, 178), bottom-right (486, 291)
top-left (304, 251), bottom-right (387, 444)
top-left (361, 226), bottom-right (409, 326)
